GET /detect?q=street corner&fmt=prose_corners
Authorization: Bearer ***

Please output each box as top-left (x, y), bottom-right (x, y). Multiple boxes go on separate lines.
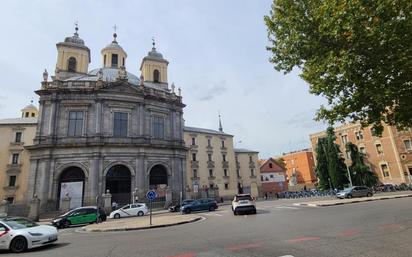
top-left (81, 214), bottom-right (204, 232)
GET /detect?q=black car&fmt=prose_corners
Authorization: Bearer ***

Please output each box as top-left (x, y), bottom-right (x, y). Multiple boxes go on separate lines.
top-left (169, 199), bottom-right (195, 212)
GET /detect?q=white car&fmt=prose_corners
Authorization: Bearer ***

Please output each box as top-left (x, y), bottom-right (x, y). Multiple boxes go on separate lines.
top-left (109, 203), bottom-right (149, 219)
top-left (232, 194), bottom-right (257, 215)
top-left (0, 217), bottom-right (58, 253)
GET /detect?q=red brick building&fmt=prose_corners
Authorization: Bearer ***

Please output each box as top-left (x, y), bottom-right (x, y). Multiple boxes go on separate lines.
top-left (259, 158), bottom-right (288, 195)
top-left (281, 149), bottom-right (317, 189)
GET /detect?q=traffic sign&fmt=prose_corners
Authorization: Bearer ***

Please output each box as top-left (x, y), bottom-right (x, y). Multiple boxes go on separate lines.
top-left (146, 190), bottom-right (157, 201)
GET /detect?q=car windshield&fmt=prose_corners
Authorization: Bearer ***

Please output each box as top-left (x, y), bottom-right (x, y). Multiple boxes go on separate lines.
top-left (236, 195), bottom-right (252, 201)
top-left (342, 188), bottom-right (353, 192)
top-left (2, 218), bottom-right (39, 229)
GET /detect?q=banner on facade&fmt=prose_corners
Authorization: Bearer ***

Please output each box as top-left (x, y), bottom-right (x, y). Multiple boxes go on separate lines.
top-left (261, 173), bottom-right (286, 183)
top-left (60, 181), bottom-right (83, 209)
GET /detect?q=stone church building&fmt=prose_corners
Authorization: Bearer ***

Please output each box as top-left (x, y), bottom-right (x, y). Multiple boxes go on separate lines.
top-left (26, 27), bottom-right (187, 211)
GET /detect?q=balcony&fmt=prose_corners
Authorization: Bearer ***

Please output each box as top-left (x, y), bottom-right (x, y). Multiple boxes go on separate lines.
top-left (223, 175), bottom-right (230, 180)
top-left (221, 161), bottom-right (229, 168)
top-left (189, 144), bottom-right (198, 151)
top-left (249, 175), bottom-right (257, 179)
top-left (7, 164), bottom-right (22, 169)
top-left (191, 176), bottom-right (200, 181)
top-left (191, 161), bottom-right (199, 168)
top-left (221, 146), bottom-right (227, 151)
top-left (208, 176), bottom-right (216, 180)
top-left (3, 185), bottom-right (19, 193)
top-left (207, 161), bottom-right (215, 168)
top-left (249, 163), bottom-right (256, 169)
top-left (206, 145), bottom-right (213, 151)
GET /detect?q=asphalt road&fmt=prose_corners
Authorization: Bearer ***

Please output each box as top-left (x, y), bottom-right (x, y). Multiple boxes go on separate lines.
top-left (3, 197), bottom-right (412, 257)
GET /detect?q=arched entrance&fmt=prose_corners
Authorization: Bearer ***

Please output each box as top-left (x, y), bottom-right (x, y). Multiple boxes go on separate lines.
top-left (58, 166), bottom-right (85, 209)
top-left (149, 164), bottom-right (168, 188)
top-left (106, 165), bottom-right (131, 205)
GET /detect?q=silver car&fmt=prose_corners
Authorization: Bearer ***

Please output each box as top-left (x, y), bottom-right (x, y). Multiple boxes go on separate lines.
top-left (336, 186), bottom-right (373, 199)
top-left (0, 217), bottom-right (58, 253)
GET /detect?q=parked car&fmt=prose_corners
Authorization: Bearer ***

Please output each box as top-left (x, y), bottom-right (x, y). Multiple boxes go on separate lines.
top-left (52, 206), bottom-right (106, 228)
top-left (180, 198), bottom-right (218, 214)
top-left (0, 217), bottom-right (58, 253)
top-left (109, 203), bottom-right (149, 219)
top-left (336, 186), bottom-right (373, 199)
top-left (169, 199), bottom-right (195, 212)
top-left (232, 194), bottom-right (256, 215)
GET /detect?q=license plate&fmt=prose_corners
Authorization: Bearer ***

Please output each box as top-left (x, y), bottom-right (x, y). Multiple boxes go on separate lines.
top-left (240, 200), bottom-right (248, 204)
top-left (48, 235), bottom-right (57, 241)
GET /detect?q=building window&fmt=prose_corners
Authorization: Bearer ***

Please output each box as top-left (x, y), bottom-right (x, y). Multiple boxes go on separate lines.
top-left (207, 139), bottom-right (211, 147)
top-left (15, 132), bottom-right (22, 143)
top-left (8, 176), bottom-right (16, 187)
top-left (25, 112), bottom-right (29, 118)
top-left (261, 175), bottom-right (264, 181)
top-left (104, 55), bottom-right (107, 66)
top-left (153, 116), bottom-right (164, 139)
top-left (113, 112), bottom-right (128, 137)
top-left (122, 57), bottom-right (125, 66)
top-left (355, 131), bottom-right (364, 140)
top-left (193, 169), bottom-right (197, 178)
top-left (341, 135), bottom-right (348, 144)
top-left (371, 127), bottom-right (380, 137)
top-left (270, 174), bottom-right (274, 178)
top-left (31, 113), bottom-right (35, 117)
top-left (192, 153), bottom-right (196, 161)
top-left (236, 169), bottom-right (240, 178)
top-left (221, 140), bottom-right (225, 148)
top-left (249, 156), bottom-right (253, 162)
top-left (208, 154), bottom-right (212, 161)
top-left (67, 57), bottom-right (77, 72)
top-left (380, 164), bottom-right (390, 177)
top-left (68, 111), bottom-right (83, 136)
top-left (224, 183), bottom-right (229, 190)
top-left (269, 163), bottom-right (273, 169)
top-left (375, 143), bottom-right (384, 155)
top-left (5, 197), bottom-right (14, 204)
top-left (111, 54), bottom-right (118, 68)
top-left (404, 140), bottom-right (412, 151)
top-left (12, 154), bottom-right (19, 164)
top-left (359, 146), bottom-right (366, 155)
top-left (210, 184), bottom-right (214, 189)
top-left (224, 169), bottom-right (228, 177)
top-left (291, 159), bottom-right (295, 165)
top-left (222, 154), bottom-right (226, 162)
top-left (209, 169), bottom-right (213, 177)
top-left (153, 69), bottom-right (160, 83)
top-left (191, 137), bottom-right (196, 145)
top-left (250, 169), bottom-right (254, 177)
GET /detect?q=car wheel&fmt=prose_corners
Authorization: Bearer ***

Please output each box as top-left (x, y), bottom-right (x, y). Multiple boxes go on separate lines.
top-left (185, 209), bottom-right (191, 214)
top-left (95, 217), bottom-right (102, 223)
top-left (233, 210), bottom-right (237, 215)
top-left (10, 236), bottom-right (27, 253)
top-left (62, 219), bottom-right (71, 228)
top-left (138, 211), bottom-right (144, 216)
top-left (347, 194), bottom-right (352, 199)
top-left (114, 213), bottom-right (120, 219)
top-left (367, 192), bottom-right (373, 197)
top-left (252, 208), bottom-right (257, 214)
top-left (209, 206), bottom-right (215, 212)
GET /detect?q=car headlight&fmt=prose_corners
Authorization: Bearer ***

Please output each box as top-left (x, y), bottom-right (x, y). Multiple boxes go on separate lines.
top-left (28, 232), bottom-right (43, 236)
top-left (53, 218), bottom-right (62, 223)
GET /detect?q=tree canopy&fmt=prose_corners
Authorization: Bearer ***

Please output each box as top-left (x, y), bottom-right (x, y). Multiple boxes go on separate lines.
top-left (264, 0), bottom-right (412, 134)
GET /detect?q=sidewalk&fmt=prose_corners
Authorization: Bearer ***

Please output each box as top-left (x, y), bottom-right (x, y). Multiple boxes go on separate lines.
top-left (293, 192), bottom-right (412, 207)
top-left (82, 213), bottom-right (203, 232)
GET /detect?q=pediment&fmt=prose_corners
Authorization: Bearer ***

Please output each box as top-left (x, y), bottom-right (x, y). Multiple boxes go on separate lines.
top-left (99, 81), bottom-right (141, 95)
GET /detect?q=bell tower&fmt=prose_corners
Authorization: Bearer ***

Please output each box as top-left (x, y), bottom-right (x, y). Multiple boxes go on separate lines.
top-left (140, 39), bottom-right (169, 84)
top-left (101, 28), bottom-right (127, 69)
top-left (55, 24), bottom-right (90, 78)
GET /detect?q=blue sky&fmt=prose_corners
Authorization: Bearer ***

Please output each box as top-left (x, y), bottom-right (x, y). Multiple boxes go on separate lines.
top-left (0, 0), bottom-right (328, 158)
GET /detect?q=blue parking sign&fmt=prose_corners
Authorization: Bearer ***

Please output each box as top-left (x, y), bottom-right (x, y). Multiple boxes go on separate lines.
top-left (146, 190), bottom-right (157, 201)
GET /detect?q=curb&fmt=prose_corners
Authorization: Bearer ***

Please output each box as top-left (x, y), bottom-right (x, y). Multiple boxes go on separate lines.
top-left (293, 194), bottom-right (412, 207)
top-left (82, 216), bottom-right (204, 233)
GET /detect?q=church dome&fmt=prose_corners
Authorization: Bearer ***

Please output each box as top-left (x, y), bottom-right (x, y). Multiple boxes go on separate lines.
top-left (147, 47), bottom-right (164, 59)
top-left (64, 33), bottom-right (85, 45)
top-left (88, 67), bottom-right (140, 85)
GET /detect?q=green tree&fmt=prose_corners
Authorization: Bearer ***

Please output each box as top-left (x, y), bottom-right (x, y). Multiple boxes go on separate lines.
top-left (264, 0), bottom-right (412, 134)
top-left (346, 142), bottom-right (378, 187)
top-left (274, 157), bottom-right (286, 170)
top-left (314, 137), bottom-right (330, 190)
top-left (325, 127), bottom-right (348, 189)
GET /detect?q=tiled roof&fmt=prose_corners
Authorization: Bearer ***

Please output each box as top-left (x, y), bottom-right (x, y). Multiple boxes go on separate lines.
top-left (0, 117), bottom-right (38, 125)
top-left (183, 126), bottom-right (233, 136)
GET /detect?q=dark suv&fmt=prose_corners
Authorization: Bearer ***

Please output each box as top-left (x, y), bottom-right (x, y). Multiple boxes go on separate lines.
top-left (180, 198), bottom-right (218, 214)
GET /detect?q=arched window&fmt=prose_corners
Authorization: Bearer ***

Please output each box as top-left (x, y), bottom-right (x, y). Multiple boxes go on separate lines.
top-left (153, 69), bottom-right (160, 83)
top-left (68, 57), bottom-right (77, 72)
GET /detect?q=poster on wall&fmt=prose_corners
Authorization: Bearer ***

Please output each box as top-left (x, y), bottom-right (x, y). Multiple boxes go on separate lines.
top-left (60, 181), bottom-right (83, 209)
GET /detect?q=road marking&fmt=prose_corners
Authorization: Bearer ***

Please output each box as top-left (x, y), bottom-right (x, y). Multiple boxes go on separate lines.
top-left (279, 255), bottom-right (294, 257)
top-left (287, 236), bottom-right (320, 243)
top-left (379, 223), bottom-right (402, 229)
top-left (165, 252), bottom-right (195, 257)
top-left (275, 206), bottom-right (299, 210)
top-left (226, 243), bottom-right (262, 251)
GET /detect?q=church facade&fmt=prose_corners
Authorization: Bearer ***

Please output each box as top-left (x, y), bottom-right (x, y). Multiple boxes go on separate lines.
top-left (26, 27), bottom-right (187, 211)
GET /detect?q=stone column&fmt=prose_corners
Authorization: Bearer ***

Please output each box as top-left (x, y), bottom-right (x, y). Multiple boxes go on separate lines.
top-left (28, 195), bottom-right (41, 221)
top-left (164, 187), bottom-right (173, 208)
top-left (102, 190), bottom-right (112, 214)
top-left (0, 200), bottom-right (9, 217)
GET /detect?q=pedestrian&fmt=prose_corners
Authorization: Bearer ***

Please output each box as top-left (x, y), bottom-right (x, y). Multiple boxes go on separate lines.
top-left (220, 197), bottom-right (224, 203)
top-left (264, 192), bottom-right (268, 200)
top-left (112, 201), bottom-right (118, 211)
